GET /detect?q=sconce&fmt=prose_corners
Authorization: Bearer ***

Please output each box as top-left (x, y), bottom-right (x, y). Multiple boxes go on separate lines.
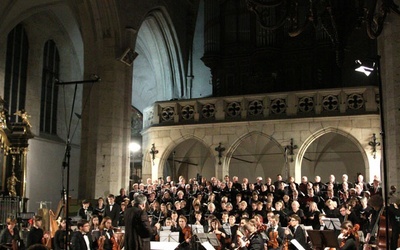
top-left (285, 138), bottom-right (298, 162)
top-left (368, 133), bottom-right (380, 159)
top-left (215, 143), bottom-right (225, 165)
top-left (150, 143), bottom-right (159, 163)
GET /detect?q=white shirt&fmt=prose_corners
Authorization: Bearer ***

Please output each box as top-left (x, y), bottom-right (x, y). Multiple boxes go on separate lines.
top-left (83, 234), bottom-right (91, 250)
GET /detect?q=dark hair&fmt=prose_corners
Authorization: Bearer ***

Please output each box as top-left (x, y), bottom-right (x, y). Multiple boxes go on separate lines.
top-left (341, 221), bottom-right (353, 231)
top-left (28, 244), bottom-right (50, 250)
top-left (290, 214), bottom-right (301, 223)
top-left (77, 219), bottom-right (89, 228)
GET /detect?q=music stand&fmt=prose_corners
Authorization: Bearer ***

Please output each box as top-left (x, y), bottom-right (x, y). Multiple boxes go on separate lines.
top-left (194, 233), bottom-right (221, 248)
top-left (321, 218), bottom-right (341, 231)
top-left (307, 230), bottom-right (340, 250)
top-left (159, 231), bottom-right (179, 242)
top-left (191, 225), bottom-right (204, 234)
top-left (161, 226), bottom-right (171, 231)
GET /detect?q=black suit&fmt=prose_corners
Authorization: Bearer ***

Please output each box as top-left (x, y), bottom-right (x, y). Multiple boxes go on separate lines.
top-left (241, 232), bottom-right (264, 250)
top-left (70, 231), bottom-right (93, 250)
top-left (104, 203), bottom-right (121, 227)
top-left (124, 205), bottom-right (155, 250)
top-left (287, 226), bottom-right (307, 250)
top-left (26, 226), bottom-right (43, 247)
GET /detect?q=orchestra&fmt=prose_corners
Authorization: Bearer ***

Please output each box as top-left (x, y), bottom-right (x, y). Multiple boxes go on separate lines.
top-left (2, 174), bottom-right (400, 250)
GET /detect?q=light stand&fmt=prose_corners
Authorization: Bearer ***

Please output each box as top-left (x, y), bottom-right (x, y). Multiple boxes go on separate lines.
top-left (55, 75), bottom-right (101, 249)
top-left (356, 55), bottom-right (389, 248)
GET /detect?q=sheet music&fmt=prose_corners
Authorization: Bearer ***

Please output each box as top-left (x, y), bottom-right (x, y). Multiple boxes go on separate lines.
top-left (290, 239), bottom-right (306, 250)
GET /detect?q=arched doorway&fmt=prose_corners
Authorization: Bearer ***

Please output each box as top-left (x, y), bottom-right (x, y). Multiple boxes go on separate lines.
top-left (163, 139), bottom-right (214, 181)
top-left (301, 132), bottom-right (366, 182)
top-left (228, 132), bottom-right (285, 182)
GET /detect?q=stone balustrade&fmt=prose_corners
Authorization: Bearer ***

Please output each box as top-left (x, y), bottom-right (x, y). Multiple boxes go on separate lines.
top-left (143, 86), bottom-right (379, 129)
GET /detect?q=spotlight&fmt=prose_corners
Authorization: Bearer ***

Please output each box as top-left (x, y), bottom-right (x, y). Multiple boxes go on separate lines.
top-left (129, 142), bottom-right (141, 153)
top-left (355, 59), bottom-right (375, 76)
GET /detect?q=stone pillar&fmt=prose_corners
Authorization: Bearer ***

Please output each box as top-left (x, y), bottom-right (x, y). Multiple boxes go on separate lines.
top-left (79, 57), bottom-right (132, 199)
top-left (379, 15), bottom-right (400, 188)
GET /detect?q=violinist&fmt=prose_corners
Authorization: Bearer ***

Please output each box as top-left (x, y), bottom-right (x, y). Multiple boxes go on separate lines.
top-left (266, 215), bottom-right (285, 250)
top-left (338, 221), bottom-right (357, 250)
top-left (176, 215), bottom-right (192, 250)
top-left (98, 217), bottom-right (114, 250)
top-left (209, 218), bottom-right (227, 250)
top-left (253, 214), bottom-right (267, 243)
top-left (237, 219), bottom-right (264, 250)
top-left (284, 215), bottom-right (307, 250)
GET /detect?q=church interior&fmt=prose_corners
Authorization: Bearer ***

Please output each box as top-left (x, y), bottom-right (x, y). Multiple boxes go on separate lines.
top-left (0, 0), bottom-right (400, 230)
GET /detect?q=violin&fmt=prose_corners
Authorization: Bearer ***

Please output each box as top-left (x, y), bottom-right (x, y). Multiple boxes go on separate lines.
top-left (340, 232), bottom-right (349, 248)
top-left (182, 226), bottom-right (192, 243)
top-left (267, 230), bottom-right (279, 249)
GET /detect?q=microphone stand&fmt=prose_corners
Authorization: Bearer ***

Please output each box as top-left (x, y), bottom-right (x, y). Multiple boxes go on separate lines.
top-left (55, 75), bottom-right (101, 250)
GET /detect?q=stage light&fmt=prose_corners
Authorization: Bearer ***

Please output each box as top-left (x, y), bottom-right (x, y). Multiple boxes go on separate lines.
top-left (355, 59), bottom-right (375, 76)
top-left (129, 142), bottom-right (141, 153)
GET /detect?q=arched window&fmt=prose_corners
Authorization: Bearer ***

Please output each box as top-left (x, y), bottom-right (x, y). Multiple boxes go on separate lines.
top-left (4, 24), bottom-right (29, 122)
top-left (40, 40), bottom-right (59, 134)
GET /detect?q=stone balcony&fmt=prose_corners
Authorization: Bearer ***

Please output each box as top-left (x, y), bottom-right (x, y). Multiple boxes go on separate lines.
top-left (143, 86), bottom-right (379, 129)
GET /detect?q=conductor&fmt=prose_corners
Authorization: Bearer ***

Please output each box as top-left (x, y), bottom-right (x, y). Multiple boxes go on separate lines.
top-left (124, 194), bottom-right (160, 250)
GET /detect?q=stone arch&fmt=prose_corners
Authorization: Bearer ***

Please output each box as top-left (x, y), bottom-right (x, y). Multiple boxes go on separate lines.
top-left (156, 135), bottom-right (216, 181)
top-left (225, 131), bottom-right (286, 181)
top-left (132, 8), bottom-right (185, 113)
top-left (295, 127), bottom-right (370, 182)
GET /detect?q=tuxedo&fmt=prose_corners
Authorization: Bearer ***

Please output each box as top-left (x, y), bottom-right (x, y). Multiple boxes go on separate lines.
top-left (287, 225), bottom-right (307, 250)
top-left (104, 203), bottom-right (121, 227)
top-left (70, 231), bottom-right (93, 250)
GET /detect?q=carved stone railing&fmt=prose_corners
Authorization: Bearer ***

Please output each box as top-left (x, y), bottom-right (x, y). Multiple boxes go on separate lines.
top-left (143, 86), bottom-right (379, 129)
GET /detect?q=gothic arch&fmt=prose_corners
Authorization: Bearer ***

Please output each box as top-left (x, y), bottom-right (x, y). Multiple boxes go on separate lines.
top-left (132, 8), bottom-right (185, 112)
top-left (295, 127), bottom-right (370, 182)
top-left (156, 135), bottom-right (216, 180)
top-left (225, 131), bottom-right (285, 181)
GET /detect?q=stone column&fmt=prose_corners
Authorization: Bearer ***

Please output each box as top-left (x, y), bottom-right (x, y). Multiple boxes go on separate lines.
top-left (379, 15), bottom-right (400, 188)
top-left (79, 55), bottom-right (132, 199)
